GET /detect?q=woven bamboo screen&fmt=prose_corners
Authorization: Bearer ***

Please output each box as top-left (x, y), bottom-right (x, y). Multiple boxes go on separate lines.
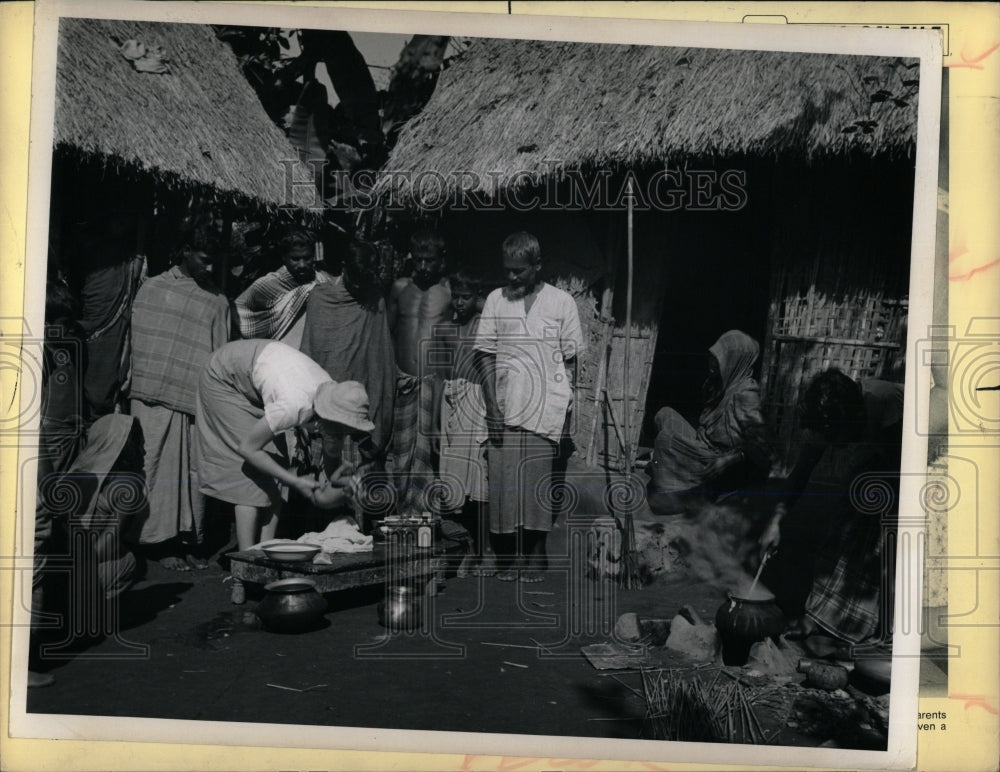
top-left (762, 288), bottom-right (908, 471)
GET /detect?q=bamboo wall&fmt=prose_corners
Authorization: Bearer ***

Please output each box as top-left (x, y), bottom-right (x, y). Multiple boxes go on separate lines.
top-left (760, 161), bottom-right (913, 470)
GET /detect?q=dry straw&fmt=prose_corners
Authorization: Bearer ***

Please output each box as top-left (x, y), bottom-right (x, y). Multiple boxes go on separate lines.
top-left (641, 668), bottom-right (774, 744)
top-left (55, 18), bottom-right (317, 210)
top-left (380, 39), bottom-right (919, 203)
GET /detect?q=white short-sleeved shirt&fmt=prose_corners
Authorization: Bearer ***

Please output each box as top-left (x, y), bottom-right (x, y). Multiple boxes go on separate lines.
top-left (474, 282), bottom-right (585, 441)
top-left (251, 341), bottom-right (332, 434)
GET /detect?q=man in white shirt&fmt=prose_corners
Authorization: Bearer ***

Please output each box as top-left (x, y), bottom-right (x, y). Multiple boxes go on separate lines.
top-left (475, 232), bottom-right (585, 582)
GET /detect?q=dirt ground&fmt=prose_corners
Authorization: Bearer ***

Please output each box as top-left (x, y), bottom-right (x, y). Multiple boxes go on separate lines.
top-left (23, 475), bottom-right (946, 747)
top-left (27, 509), bottom-right (728, 740)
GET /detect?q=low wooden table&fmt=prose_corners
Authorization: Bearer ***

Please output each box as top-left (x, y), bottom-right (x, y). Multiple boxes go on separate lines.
top-left (226, 539), bottom-right (465, 604)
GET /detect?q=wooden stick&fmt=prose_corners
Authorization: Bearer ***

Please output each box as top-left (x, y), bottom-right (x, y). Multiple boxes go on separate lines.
top-left (608, 674), bottom-right (644, 699)
top-left (528, 637), bottom-right (555, 654)
top-left (743, 690), bottom-right (766, 744)
top-left (747, 549), bottom-right (774, 598)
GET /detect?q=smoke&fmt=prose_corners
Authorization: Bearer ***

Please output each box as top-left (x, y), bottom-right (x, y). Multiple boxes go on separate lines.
top-left (671, 503), bottom-right (761, 595)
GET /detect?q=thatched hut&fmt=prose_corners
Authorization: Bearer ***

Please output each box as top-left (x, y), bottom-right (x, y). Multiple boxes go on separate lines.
top-left (50, 17), bottom-right (317, 280)
top-left (378, 38), bottom-right (918, 470)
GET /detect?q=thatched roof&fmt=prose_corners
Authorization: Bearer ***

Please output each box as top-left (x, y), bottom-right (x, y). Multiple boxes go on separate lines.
top-left (55, 18), bottom-right (317, 210)
top-left (380, 39), bottom-right (919, 202)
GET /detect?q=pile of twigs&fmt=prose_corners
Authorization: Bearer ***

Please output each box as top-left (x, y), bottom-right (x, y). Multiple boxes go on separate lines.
top-left (640, 669), bottom-right (772, 744)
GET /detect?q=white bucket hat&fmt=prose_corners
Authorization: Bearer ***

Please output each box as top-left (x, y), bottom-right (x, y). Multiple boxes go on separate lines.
top-left (314, 380), bottom-right (375, 433)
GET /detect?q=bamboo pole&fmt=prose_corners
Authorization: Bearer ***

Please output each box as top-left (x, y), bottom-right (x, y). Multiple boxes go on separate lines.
top-left (623, 177), bottom-right (634, 475)
top-left (586, 285), bottom-right (615, 468)
top-left (619, 177), bottom-right (640, 589)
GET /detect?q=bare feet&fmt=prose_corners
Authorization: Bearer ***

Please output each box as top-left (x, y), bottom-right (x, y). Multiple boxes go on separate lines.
top-left (475, 554), bottom-right (498, 577)
top-left (518, 570), bottom-right (544, 584)
top-left (785, 615), bottom-right (818, 640)
top-left (804, 634), bottom-right (852, 660)
top-left (457, 553), bottom-right (476, 578)
top-left (495, 569), bottom-right (518, 582)
top-left (185, 553), bottom-right (209, 570)
top-left (159, 556), bottom-right (191, 572)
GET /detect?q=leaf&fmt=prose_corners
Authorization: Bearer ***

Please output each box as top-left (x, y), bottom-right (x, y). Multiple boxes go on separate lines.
top-left (892, 98), bottom-right (909, 108)
top-left (121, 40), bottom-right (169, 74)
top-left (676, 56), bottom-right (690, 67)
top-left (842, 125), bottom-right (859, 134)
top-left (861, 126), bottom-right (875, 134)
top-left (862, 76), bottom-right (880, 85)
top-left (120, 39), bottom-right (146, 61)
top-left (870, 90), bottom-right (892, 103)
top-left (289, 79), bottom-right (332, 170)
top-left (902, 79), bottom-right (920, 87)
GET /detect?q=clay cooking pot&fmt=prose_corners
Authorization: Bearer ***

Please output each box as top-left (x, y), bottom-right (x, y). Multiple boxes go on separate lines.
top-left (715, 589), bottom-right (785, 665)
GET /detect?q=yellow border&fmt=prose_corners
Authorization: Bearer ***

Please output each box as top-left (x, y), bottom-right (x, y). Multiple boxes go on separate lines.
top-left (2, 2), bottom-right (997, 770)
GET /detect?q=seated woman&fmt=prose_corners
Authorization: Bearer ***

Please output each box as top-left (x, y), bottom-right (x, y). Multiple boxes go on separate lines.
top-left (195, 339), bottom-right (374, 552)
top-left (647, 330), bottom-right (771, 514)
top-left (760, 369), bottom-right (904, 650)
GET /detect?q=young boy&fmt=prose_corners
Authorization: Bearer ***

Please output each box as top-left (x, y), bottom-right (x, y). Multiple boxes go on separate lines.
top-left (434, 271), bottom-right (494, 576)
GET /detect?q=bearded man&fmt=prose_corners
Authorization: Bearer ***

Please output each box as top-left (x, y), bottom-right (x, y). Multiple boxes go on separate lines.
top-left (475, 231), bottom-right (585, 582)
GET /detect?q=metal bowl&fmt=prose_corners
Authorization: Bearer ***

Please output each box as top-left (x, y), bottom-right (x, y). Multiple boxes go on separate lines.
top-left (261, 543), bottom-right (322, 563)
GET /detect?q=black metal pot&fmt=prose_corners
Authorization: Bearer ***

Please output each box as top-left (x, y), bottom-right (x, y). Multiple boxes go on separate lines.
top-left (377, 584), bottom-right (421, 631)
top-left (255, 578), bottom-right (327, 633)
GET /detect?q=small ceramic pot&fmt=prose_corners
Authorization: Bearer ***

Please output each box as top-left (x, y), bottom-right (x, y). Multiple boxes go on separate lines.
top-left (715, 592), bottom-right (785, 665)
top-left (377, 584), bottom-right (421, 631)
top-left (255, 578), bottom-right (327, 633)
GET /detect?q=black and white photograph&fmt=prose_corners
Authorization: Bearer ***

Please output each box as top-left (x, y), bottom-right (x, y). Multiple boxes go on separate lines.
top-left (9, 1), bottom-right (942, 766)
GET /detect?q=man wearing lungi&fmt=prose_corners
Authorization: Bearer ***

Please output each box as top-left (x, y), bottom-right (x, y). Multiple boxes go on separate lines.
top-left (302, 239), bottom-right (396, 473)
top-left (475, 232), bottom-right (585, 583)
top-left (235, 226), bottom-right (329, 350)
top-left (387, 228), bottom-right (452, 505)
top-left (129, 230), bottom-right (230, 570)
top-left (71, 214), bottom-right (144, 421)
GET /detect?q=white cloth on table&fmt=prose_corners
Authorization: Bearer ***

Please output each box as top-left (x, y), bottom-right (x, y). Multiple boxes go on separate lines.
top-left (250, 517), bottom-right (373, 558)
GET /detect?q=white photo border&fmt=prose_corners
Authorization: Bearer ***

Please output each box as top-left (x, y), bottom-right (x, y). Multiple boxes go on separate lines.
top-left (8, 0), bottom-right (942, 768)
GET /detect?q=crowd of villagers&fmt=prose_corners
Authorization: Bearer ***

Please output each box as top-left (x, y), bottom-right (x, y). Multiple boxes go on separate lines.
top-left (29, 205), bottom-right (902, 686)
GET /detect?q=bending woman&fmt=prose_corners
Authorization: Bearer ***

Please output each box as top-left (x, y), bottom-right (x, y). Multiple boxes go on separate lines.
top-left (648, 330), bottom-right (770, 512)
top-left (196, 339), bottom-right (374, 550)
